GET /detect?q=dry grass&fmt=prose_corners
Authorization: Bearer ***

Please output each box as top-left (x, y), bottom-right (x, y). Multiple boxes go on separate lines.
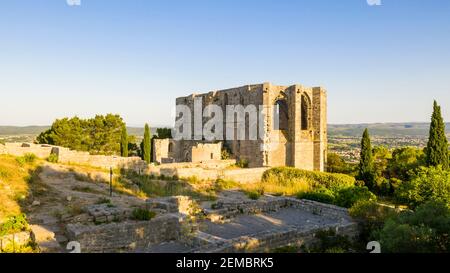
top-left (240, 178), bottom-right (312, 197)
top-left (0, 155), bottom-right (40, 222)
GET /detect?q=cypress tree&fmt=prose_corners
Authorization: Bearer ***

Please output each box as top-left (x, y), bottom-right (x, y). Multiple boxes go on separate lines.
top-left (426, 100), bottom-right (449, 169)
top-left (120, 125), bottom-right (128, 157)
top-left (143, 124), bottom-right (151, 163)
top-left (358, 128), bottom-right (376, 189)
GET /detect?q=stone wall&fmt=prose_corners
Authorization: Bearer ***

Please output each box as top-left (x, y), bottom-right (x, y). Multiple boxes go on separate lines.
top-left (198, 221), bottom-right (358, 253)
top-left (148, 162), bottom-right (267, 183)
top-left (191, 142), bottom-right (222, 163)
top-left (174, 82), bottom-right (327, 171)
top-left (1, 142), bottom-right (147, 170)
top-left (2, 143), bottom-right (55, 158)
top-left (66, 214), bottom-right (182, 253)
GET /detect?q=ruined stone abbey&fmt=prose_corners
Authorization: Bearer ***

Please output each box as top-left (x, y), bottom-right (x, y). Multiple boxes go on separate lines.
top-left (154, 82), bottom-right (327, 171)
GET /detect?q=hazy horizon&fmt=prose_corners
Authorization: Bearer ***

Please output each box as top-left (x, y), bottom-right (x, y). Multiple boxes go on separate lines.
top-left (1, 0), bottom-right (450, 126)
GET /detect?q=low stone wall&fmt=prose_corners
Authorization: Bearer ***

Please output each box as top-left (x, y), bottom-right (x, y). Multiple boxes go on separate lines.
top-left (3, 143), bottom-right (54, 158)
top-left (286, 198), bottom-right (351, 221)
top-left (200, 221), bottom-right (358, 253)
top-left (147, 163), bottom-right (266, 183)
top-left (1, 142), bottom-right (147, 170)
top-left (66, 214), bottom-right (182, 253)
top-left (221, 168), bottom-right (268, 183)
top-left (204, 196), bottom-right (351, 223)
top-left (1, 143), bottom-right (266, 183)
top-left (57, 148), bottom-right (146, 170)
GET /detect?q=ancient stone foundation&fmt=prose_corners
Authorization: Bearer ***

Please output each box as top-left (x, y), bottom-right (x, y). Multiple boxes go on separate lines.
top-left (66, 196), bottom-right (358, 253)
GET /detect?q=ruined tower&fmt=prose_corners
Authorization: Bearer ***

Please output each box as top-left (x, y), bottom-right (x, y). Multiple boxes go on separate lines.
top-left (154, 82), bottom-right (327, 171)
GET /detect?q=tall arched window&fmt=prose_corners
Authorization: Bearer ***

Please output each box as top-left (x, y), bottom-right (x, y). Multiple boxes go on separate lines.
top-left (168, 143), bottom-right (173, 153)
top-left (274, 99), bottom-right (289, 130)
top-left (301, 94), bottom-right (311, 130)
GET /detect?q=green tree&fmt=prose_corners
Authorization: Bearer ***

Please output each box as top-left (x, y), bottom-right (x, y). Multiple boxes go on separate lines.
top-left (36, 114), bottom-right (125, 155)
top-left (358, 128), bottom-right (376, 190)
top-left (155, 128), bottom-right (172, 139)
top-left (426, 100), bottom-right (449, 169)
top-left (376, 201), bottom-right (450, 253)
top-left (395, 166), bottom-right (450, 208)
top-left (142, 124), bottom-right (151, 163)
top-left (120, 125), bottom-right (128, 157)
top-left (327, 153), bottom-right (347, 173)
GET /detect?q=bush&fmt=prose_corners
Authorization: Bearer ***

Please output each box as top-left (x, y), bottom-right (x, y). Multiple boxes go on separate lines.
top-left (131, 208), bottom-right (156, 221)
top-left (47, 153), bottom-right (58, 163)
top-left (298, 185), bottom-right (376, 208)
top-left (375, 201), bottom-right (450, 253)
top-left (349, 200), bottom-right (398, 245)
top-left (395, 166), bottom-right (450, 208)
top-left (95, 198), bottom-right (111, 205)
top-left (0, 214), bottom-right (29, 237)
top-left (297, 187), bottom-right (335, 204)
top-left (15, 153), bottom-right (37, 166)
top-left (303, 229), bottom-right (353, 253)
top-left (335, 186), bottom-right (377, 208)
top-left (246, 190), bottom-right (262, 200)
top-left (23, 153), bottom-right (37, 163)
top-left (263, 167), bottom-right (355, 192)
top-left (214, 179), bottom-right (239, 191)
top-left (236, 159), bottom-right (249, 168)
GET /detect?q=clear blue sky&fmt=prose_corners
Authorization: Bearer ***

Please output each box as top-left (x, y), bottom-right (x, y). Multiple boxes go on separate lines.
top-left (1, 0), bottom-right (449, 127)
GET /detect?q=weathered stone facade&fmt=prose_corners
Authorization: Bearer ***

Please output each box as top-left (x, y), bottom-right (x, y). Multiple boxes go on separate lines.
top-left (156, 82), bottom-right (327, 171)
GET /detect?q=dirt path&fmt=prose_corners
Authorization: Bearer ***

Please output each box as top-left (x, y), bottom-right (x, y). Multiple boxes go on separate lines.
top-left (26, 163), bottom-right (147, 252)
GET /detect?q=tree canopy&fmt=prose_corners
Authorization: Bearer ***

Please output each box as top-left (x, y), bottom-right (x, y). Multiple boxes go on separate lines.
top-left (37, 114), bottom-right (125, 155)
top-left (426, 100), bottom-right (449, 169)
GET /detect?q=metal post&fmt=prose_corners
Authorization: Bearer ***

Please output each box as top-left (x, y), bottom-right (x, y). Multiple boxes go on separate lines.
top-left (110, 167), bottom-right (113, 197)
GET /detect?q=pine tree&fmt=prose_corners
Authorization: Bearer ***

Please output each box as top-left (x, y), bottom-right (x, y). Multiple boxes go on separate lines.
top-left (142, 124), bottom-right (151, 163)
top-left (358, 128), bottom-right (376, 189)
top-left (120, 125), bottom-right (128, 157)
top-left (426, 100), bottom-right (449, 169)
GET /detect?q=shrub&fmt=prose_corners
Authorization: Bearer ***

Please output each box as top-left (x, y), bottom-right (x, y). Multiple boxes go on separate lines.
top-left (214, 179), bottom-right (239, 191)
top-left (47, 153), bottom-right (58, 163)
top-left (335, 186), bottom-right (377, 208)
top-left (23, 153), bottom-right (37, 164)
top-left (375, 201), bottom-right (450, 253)
top-left (131, 208), bottom-right (156, 221)
top-left (15, 153), bottom-right (37, 166)
top-left (297, 187), bottom-right (335, 204)
top-left (96, 198), bottom-right (111, 205)
top-left (236, 159), bottom-right (249, 168)
top-left (349, 200), bottom-right (398, 245)
top-left (262, 167), bottom-right (355, 192)
top-left (298, 186), bottom-right (376, 208)
top-left (15, 157), bottom-right (26, 167)
top-left (246, 190), bottom-right (262, 200)
top-left (395, 166), bottom-right (450, 208)
top-left (0, 214), bottom-right (29, 237)
top-left (221, 148), bottom-right (231, 160)
top-left (304, 229), bottom-right (353, 253)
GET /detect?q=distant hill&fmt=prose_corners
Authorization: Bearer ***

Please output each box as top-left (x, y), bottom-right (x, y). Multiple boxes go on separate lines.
top-left (2, 123), bottom-right (449, 139)
top-left (0, 126), bottom-right (162, 137)
top-left (328, 123), bottom-right (450, 138)
top-left (0, 126), bottom-right (50, 135)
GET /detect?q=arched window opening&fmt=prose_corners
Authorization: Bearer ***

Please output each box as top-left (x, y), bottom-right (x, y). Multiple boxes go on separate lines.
top-left (301, 94), bottom-right (311, 130)
top-left (168, 143), bottom-right (174, 153)
top-left (274, 99), bottom-right (289, 130)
